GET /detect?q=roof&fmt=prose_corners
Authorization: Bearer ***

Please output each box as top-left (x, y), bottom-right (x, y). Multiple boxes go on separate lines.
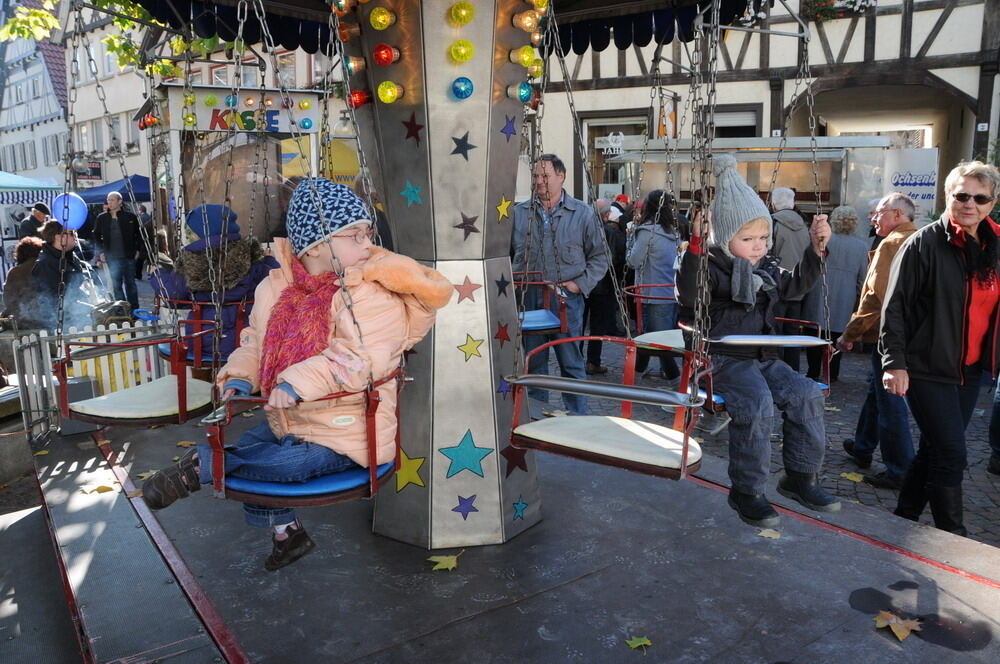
top-left (19, 0), bottom-right (67, 111)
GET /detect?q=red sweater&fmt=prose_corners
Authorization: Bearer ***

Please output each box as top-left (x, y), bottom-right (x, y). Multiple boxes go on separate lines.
top-left (948, 218), bottom-right (1000, 365)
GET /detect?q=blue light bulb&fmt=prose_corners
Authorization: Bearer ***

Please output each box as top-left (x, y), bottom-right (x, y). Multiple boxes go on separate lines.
top-left (452, 77), bottom-right (474, 100)
top-left (225, 94), bottom-right (238, 108)
top-left (299, 118), bottom-right (314, 130)
top-left (516, 81), bottom-right (531, 103)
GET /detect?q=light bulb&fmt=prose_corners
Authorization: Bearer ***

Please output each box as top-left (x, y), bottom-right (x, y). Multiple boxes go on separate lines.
top-left (369, 7), bottom-right (396, 30)
top-left (509, 45), bottom-right (535, 68)
top-left (530, 31), bottom-right (543, 47)
top-left (451, 77), bottom-right (474, 100)
top-left (225, 94), bottom-right (238, 107)
top-left (377, 80), bottom-right (403, 104)
top-left (264, 97), bottom-right (274, 107)
top-left (450, 39), bottom-right (475, 63)
top-left (345, 56), bottom-right (366, 75)
top-left (507, 81), bottom-right (532, 103)
top-left (373, 43), bottom-right (400, 66)
top-left (183, 92), bottom-right (196, 106)
top-left (348, 90), bottom-right (372, 108)
top-left (183, 113), bottom-right (197, 126)
top-left (512, 10), bottom-right (541, 32)
top-left (299, 118), bottom-right (314, 130)
top-left (337, 22), bottom-right (360, 42)
top-left (245, 96), bottom-right (256, 107)
top-left (530, 0), bottom-right (549, 10)
top-left (450, 1), bottom-right (475, 25)
top-left (527, 58), bottom-right (544, 78)
top-left (204, 94), bottom-right (218, 106)
top-left (299, 99), bottom-right (312, 110)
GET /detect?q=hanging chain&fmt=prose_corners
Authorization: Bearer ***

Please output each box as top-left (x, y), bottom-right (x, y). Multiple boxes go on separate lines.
top-left (55, 15), bottom-right (83, 340)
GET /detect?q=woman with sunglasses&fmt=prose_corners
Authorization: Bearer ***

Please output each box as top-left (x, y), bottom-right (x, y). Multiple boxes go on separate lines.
top-left (881, 160), bottom-right (1000, 536)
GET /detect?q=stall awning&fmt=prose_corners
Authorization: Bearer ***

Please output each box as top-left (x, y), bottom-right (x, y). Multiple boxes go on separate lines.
top-left (0, 171), bottom-right (61, 207)
top-left (76, 175), bottom-right (152, 204)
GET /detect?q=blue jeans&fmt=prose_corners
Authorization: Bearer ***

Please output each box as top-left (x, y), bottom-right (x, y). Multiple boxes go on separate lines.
top-left (989, 376), bottom-right (1000, 458)
top-left (108, 257), bottom-right (139, 309)
top-left (523, 287), bottom-right (587, 414)
top-left (635, 302), bottom-right (679, 377)
top-left (197, 420), bottom-right (360, 527)
top-left (713, 356), bottom-right (826, 495)
top-left (852, 348), bottom-right (914, 478)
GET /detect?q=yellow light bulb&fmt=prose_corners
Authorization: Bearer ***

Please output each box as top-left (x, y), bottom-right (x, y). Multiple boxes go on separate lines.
top-left (512, 10), bottom-right (541, 32)
top-left (369, 7), bottom-right (396, 31)
top-left (509, 45), bottom-right (535, 68)
top-left (530, 0), bottom-right (549, 10)
top-left (377, 80), bottom-right (403, 104)
top-left (450, 1), bottom-right (475, 25)
top-left (527, 58), bottom-right (544, 79)
top-left (450, 39), bottom-right (475, 63)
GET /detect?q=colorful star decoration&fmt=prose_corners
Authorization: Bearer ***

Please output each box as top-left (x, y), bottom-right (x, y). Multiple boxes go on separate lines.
top-left (494, 322), bottom-right (510, 347)
top-left (496, 376), bottom-right (512, 399)
top-left (454, 212), bottom-right (480, 240)
top-left (450, 131), bottom-right (477, 160)
top-left (495, 274), bottom-right (511, 297)
top-left (400, 181), bottom-right (423, 206)
top-left (395, 449), bottom-right (426, 492)
top-left (452, 495), bottom-right (479, 520)
top-left (440, 430), bottom-right (494, 478)
top-left (513, 496), bottom-right (528, 520)
top-left (500, 115), bottom-right (517, 142)
top-left (500, 445), bottom-right (528, 477)
top-left (402, 112), bottom-right (424, 144)
top-left (454, 276), bottom-right (483, 303)
top-left (457, 333), bottom-right (484, 361)
top-left (496, 195), bottom-right (512, 222)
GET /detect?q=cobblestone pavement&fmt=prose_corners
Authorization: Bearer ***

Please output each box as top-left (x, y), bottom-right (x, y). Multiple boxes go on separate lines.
top-left (546, 340), bottom-right (1000, 548)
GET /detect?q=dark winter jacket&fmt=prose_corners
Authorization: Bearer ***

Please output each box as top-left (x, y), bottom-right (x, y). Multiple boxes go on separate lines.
top-left (677, 243), bottom-right (823, 360)
top-left (591, 220), bottom-right (627, 296)
top-left (881, 216), bottom-right (1000, 384)
top-left (151, 235), bottom-right (278, 359)
top-left (94, 209), bottom-right (142, 259)
top-left (30, 243), bottom-right (99, 330)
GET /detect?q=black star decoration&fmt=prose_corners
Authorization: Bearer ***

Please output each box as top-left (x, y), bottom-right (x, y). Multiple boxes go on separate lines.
top-left (454, 212), bottom-right (480, 240)
top-left (450, 131), bottom-right (477, 161)
top-left (402, 112), bottom-right (424, 145)
top-left (495, 273), bottom-right (511, 297)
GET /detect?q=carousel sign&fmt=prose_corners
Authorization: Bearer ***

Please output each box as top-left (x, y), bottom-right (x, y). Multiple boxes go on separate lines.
top-left (164, 84), bottom-right (321, 133)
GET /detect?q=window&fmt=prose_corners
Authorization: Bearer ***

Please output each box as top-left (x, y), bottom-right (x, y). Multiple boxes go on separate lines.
top-left (211, 65), bottom-right (228, 85)
top-left (275, 51), bottom-right (296, 88)
top-left (236, 61), bottom-right (259, 88)
top-left (77, 123), bottom-right (90, 152)
top-left (25, 140), bottom-right (36, 170)
top-left (126, 115), bottom-right (140, 152)
top-left (15, 143), bottom-right (25, 171)
top-left (41, 136), bottom-right (50, 166)
top-left (187, 69), bottom-right (204, 85)
top-left (108, 115), bottom-right (121, 151)
top-left (31, 78), bottom-right (40, 98)
top-left (90, 119), bottom-right (104, 152)
top-left (14, 83), bottom-right (23, 103)
top-left (104, 44), bottom-right (117, 75)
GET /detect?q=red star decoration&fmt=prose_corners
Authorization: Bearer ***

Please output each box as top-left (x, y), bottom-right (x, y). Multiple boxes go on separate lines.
top-left (402, 112), bottom-right (424, 145)
top-left (500, 445), bottom-right (528, 478)
top-left (494, 322), bottom-right (510, 347)
top-left (453, 276), bottom-right (482, 303)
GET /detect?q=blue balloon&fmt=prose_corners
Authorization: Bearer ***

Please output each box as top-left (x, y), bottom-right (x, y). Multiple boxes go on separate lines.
top-left (51, 192), bottom-right (88, 231)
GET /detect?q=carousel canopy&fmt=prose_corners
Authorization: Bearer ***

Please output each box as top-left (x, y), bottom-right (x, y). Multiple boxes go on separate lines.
top-left (133, 0), bottom-right (751, 55)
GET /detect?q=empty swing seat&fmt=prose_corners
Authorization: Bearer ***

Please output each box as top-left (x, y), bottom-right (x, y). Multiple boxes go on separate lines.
top-left (634, 329), bottom-right (685, 351)
top-left (519, 309), bottom-right (562, 333)
top-left (225, 462), bottom-right (394, 496)
top-left (67, 375), bottom-right (214, 420)
top-left (513, 416), bottom-right (702, 470)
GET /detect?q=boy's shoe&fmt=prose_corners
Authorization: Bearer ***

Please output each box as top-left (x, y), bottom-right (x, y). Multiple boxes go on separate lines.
top-left (142, 449), bottom-right (200, 510)
top-left (777, 471), bottom-right (841, 512)
top-left (842, 439), bottom-right (872, 469)
top-left (585, 362), bottom-right (608, 375)
top-left (988, 455), bottom-right (1000, 477)
top-left (864, 470), bottom-right (903, 491)
top-left (264, 523), bottom-right (316, 571)
top-left (727, 490), bottom-right (780, 528)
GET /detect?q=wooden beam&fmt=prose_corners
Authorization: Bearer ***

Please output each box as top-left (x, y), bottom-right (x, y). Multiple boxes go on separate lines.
top-left (571, 52), bottom-right (584, 81)
top-left (901, 0), bottom-right (914, 58)
top-left (815, 22), bottom-right (836, 66)
top-left (618, 48), bottom-right (627, 78)
top-left (735, 31), bottom-right (752, 71)
top-left (719, 34), bottom-right (734, 71)
top-left (634, 44), bottom-right (648, 76)
top-left (592, 49), bottom-right (600, 80)
top-left (837, 17), bottom-right (860, 64)
top-left (916, 0), bottom-right (959, 59)
top-left (864, 7), bottom-right (877, 62)
top-left (759, 4), bottom-right (770, 70)
top-left (770, 78), bottom-right (784, 135)
top-left (973, 62), bottom-right (997, 157)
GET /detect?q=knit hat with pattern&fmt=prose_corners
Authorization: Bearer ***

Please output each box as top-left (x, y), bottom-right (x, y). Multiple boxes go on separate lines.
top-left (710, 153), bottom-right (772, 256)
top-left (285, 178), bottom-right (370, 256)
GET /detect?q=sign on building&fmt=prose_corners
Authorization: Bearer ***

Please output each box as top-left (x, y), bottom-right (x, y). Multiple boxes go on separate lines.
top-left (883, 148), bottom-right (939, 223)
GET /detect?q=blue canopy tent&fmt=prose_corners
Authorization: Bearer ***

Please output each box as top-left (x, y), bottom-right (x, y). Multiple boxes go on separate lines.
top-left (76, 175), bottom-right (152, 204)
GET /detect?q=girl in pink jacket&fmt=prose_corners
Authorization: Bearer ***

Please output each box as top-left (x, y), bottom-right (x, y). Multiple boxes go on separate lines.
top-left (142, 180), bottom-right (452, 570)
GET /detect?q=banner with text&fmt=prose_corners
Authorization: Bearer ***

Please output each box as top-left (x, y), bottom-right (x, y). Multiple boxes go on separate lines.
top-left (884, 148), bottom-right (938, 223)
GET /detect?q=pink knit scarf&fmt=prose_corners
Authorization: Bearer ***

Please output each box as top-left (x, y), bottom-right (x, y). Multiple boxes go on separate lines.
top-left (259, 259), bottom-right (340, 396)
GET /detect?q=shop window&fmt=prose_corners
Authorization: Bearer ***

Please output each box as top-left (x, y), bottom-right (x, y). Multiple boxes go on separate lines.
top-left (275, 51), bottom-right (296, 88)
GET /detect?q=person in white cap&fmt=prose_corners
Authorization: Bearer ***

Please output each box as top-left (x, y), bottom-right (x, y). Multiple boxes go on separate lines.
top-left (677, 154), bottom-right (838, 528)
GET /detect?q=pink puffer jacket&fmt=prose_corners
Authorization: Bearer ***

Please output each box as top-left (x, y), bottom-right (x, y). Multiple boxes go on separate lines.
top-left (217, 238), bottom-right (452, 466)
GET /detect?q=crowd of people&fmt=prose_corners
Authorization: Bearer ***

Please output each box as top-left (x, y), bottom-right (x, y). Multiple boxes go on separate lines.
top-left (512, 152), bottom-right (1000, 535)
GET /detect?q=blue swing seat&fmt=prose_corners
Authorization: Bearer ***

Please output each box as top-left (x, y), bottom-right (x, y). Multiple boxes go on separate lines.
top-left (225, 462), bottom-right (395, 497)
top-left (520, 309), bottom-right (562, 332)
top-left (158, 342), bottom-right (221, 363)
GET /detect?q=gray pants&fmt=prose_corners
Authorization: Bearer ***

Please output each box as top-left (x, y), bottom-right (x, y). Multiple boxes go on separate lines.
top-left (713, 355), bottom-right (826, 495)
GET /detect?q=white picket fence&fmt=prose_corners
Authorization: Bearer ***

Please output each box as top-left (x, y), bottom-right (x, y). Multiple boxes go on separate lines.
top-left (13, 321), bottom-right (176, 442)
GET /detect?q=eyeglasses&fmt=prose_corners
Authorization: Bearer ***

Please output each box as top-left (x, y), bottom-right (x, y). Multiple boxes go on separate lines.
top-left (952, 192), bottom-right (996, 205)
top-left (330, 227), bottom-right (375, 245)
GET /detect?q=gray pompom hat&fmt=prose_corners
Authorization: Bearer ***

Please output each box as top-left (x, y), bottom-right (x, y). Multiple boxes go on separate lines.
top-left (710, 153), bottom-right (772, 256)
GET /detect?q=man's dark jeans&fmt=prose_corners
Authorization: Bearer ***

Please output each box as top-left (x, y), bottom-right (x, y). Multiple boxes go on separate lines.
top-left (108, 257), bottom-right (139, 309)
top-left (989, 376), bottom-right (1000, 459)
top-left (852, 348), bottom-right (915, 478)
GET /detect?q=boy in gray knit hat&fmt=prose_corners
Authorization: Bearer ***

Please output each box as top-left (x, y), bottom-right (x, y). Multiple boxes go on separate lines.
top-left (677, 154), bottom-right (838, 528)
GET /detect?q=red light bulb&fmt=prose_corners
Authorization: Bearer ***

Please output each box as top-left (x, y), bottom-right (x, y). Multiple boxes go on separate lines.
top-left (348, 90), bottom-right (372, 108)
top-left (373, 43), bottom-right (400, 66)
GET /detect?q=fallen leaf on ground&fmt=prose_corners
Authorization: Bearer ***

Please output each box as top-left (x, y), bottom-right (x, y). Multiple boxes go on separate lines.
top-left (840, 472), bottom-right (864, 482)
top-left (34, 450), bottom-right (49, 456)
top-left (241, 411), bottom-right (255, 418)
top-left (89, 485), bottom-right (114, 494)
top-left (757, 528), bottom-right (781, 539)
top-left (824, 406), bottom-right (841, 412)
top-left (125, 489), bottom-right (143, 498)
top-left (148, 425), bottom-right (163, 429)
top-left (874, 610), bottom-right (921, 641)
top-left (427, 549), bottom-right (465, 571)
top-left (626, 636), bottom-right (652, 650)
top-left (177, 441), bottom-right (198, 448)
top-left (136, 470), bottom-right (156, 480)
top-left (171, 456), bottom-right (181, 462)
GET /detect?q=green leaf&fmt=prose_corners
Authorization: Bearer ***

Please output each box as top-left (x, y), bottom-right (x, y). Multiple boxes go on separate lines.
top-left (427, 549), bottom-right (465, 571)
top-left (626, 636), bottom-right (652, 650)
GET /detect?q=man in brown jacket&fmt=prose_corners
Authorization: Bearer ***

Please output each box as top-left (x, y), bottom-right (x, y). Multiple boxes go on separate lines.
top-left (837, 193), bottom-right (918, 490)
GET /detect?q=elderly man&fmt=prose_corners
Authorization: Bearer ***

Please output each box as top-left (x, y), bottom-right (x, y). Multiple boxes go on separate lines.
top-left (18, 202), bottom-right (49, 239)
top-left (771, 187), bottom-right (810, 370)
top-left (837, 193), bottom-right (918, 490)
top-left (512, 154), bottom-right (609, 414)
top-left (95, 191), bottom-right (141, 310)
top-left (585, 199), bottom-right (626, 375)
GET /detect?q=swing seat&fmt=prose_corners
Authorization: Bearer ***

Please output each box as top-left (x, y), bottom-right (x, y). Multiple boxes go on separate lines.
top-left (634, 329), bottom-right (685, 351)
top-left (519, 309), bottom-right (563, 333)
top-left (67, 375), bottom-right (214, 422)
top-left (711, 334), bottom-right (830, 347)
top-left (157, 342), bottom-right (223, 363)
top-left (225, 462), bottom-right (395, 497)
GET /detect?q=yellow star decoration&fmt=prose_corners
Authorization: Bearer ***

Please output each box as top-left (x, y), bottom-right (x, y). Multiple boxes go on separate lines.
top-left (395, 449), bottom-right (426, 492)
top-left (496, 194), bottom-right (512, 222)
top-left (457, 334), bottom-right (484, 361)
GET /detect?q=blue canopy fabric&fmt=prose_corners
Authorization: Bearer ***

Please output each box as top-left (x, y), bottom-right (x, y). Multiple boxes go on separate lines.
top-left (76, 175), bottom-right (152, 204)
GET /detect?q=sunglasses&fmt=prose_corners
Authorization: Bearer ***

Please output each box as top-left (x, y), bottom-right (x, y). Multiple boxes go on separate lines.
top-left (952, 192), bottom-right (996, 205)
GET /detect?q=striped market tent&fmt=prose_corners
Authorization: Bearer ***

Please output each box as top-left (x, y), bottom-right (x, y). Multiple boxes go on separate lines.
top-left (0, 170), bottom-right (61, 207)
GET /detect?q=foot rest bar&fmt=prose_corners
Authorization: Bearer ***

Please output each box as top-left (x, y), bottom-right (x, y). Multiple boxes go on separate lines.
top-left (506, 374), bottom-right (704, 408)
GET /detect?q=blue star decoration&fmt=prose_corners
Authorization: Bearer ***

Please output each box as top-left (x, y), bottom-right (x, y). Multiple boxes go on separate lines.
top-left (400, 181), bottom-right (423, 207)
top-left (452, 495), bottom-right (479, 520)
top-left (440, 429), bottom-right (494, 478)
top-left (454, 212), bottom-right (480, 240)
top-left (496, 376), bottom-right (512, 400)
top-left (495, 273), bottom-right (511, 296)
top-left (513, 496), bottom-right (528, 520)
top-left (500, 115), bottom-right (517, 142)
top-left (451, 131), bottom-right (477, 161)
